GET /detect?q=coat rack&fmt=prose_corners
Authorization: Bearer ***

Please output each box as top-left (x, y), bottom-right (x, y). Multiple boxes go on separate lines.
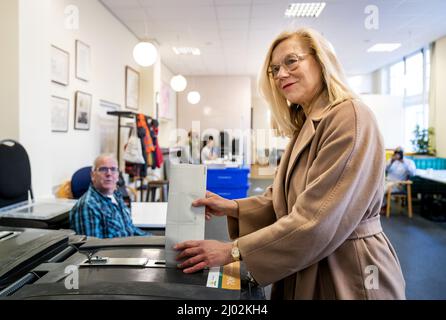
top-left (107, 111), bottom-right (153, 167)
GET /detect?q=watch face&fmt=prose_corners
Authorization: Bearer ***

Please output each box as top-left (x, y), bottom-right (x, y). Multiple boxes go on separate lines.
top-left (232, 247), bottom-right (240, 259)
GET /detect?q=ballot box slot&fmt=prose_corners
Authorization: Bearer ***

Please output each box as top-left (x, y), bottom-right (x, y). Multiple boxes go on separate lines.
top-left (0, 231), bottom-right (21, 242)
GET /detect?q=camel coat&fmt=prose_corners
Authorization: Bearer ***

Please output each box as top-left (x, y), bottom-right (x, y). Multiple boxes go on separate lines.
top-left (229, 99), bottom-right (406, 299)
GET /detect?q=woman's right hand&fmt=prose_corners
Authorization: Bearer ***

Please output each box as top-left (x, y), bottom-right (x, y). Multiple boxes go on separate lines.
top-left (192, 191), bottom-right (238, 220)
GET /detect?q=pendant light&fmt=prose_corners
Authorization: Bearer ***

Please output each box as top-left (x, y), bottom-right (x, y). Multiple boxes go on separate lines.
top-left (133, 0), bottom-right (158, 67)
top-left (187, 91), bottom-right (201, 105)
top-left (133, 42), bottom-right (157, 67)
top-left (170, 75), bottom-right (187, 92)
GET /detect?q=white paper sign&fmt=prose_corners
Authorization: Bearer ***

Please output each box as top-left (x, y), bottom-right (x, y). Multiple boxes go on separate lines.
top-left (165, 164), bottom-right (207, 268)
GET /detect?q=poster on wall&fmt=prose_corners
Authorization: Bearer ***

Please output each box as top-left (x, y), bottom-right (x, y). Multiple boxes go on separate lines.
top-left (75, 40), bottom-right (91, 82)
top-left (98, 100), bottom-right (120, 157)
top-left (159, 81), bottom-right (175, 120)
top-left (74, 91), bottom-right (92, 130)
top-left (125, 66), bottom-right (140, 110)
top-left (51, 45), bottom-right (69, 86)
top-left (51, 96), bottom-right (69, 132)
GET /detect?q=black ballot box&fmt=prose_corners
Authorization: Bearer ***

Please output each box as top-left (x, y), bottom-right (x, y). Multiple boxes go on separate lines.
top-left (2, 236), bottom-right (265, 300)
top-left (0, 226), bottom-right (77, 292)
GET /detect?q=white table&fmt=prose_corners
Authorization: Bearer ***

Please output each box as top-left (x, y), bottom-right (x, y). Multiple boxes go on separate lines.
top-left (415, 169), bottom-right (446, 184)
top-left (131, 202), bottom-right (167, 228)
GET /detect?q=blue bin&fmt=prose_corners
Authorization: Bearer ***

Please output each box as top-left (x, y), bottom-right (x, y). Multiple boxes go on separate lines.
top-left (207, 167), bottom-right (250, 188)
top-left (208, 185), bottom-right (250, 200)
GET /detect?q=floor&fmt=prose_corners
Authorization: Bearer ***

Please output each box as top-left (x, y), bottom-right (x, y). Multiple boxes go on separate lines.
top-left (245, 178), bottom-right (446, 299)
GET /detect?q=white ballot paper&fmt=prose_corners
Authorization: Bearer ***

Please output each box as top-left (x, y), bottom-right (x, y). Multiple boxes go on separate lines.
top-left (165, 164), bottom-right (207, 267)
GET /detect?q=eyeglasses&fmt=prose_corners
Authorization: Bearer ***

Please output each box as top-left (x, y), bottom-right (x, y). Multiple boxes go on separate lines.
top-left (268, 53), bottom-right (310, 79)
top-left (95, 167), bottom-right (119, 174)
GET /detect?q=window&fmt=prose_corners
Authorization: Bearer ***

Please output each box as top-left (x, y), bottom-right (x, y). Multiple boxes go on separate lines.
top-left (390, 61), bottom-right (405, 96)
top-left (388, 48), bottom-right (430, 152)
top-left (405, 52), bottom-right (423, 96)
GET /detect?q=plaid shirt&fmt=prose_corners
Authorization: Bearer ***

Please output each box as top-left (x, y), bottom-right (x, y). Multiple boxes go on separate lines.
top-left (70, 185), bottom-right (148, 238)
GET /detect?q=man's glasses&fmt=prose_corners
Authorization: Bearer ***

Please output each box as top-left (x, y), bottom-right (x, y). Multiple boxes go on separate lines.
top-left (96, 167), bottom-right (119, 174)
top-left (268, 53), bottom-right (310, 79)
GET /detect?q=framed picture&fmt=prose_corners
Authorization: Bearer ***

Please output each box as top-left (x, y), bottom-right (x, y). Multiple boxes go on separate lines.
top-left (125, 66), bottom-right (140, 110)
top-left (51, 96), bottom-right (69, 132)
top-left (75, 40), bottom-right (91, 81)
top-left (74, 91), bottom-right (92, 130)
top-left (51, 45), bottom-right (69, 86)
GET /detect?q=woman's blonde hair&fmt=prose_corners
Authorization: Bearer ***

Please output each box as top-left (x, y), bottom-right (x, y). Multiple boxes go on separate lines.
top-left (258, 27), bottom-right (357, 137)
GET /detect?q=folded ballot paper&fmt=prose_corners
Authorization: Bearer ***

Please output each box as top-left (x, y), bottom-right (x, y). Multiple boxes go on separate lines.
top-left (165, 164), bottom-right (207, 268)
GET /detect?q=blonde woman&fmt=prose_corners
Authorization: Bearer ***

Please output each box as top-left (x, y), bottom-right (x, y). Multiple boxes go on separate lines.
top-left (174, 28), bottom-right (405, 299)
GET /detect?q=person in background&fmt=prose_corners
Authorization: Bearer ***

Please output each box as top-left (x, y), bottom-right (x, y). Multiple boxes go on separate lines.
top-left (201, 136), bottom-right (218, 162)
top-left (381, 147), bottom-right (417, 211)
top-left (174, 27), bottom-right (405, 300)
top-left (386, 147), bottom-right (417, 185)
top-left (70, 154), bottom-right (149, 238)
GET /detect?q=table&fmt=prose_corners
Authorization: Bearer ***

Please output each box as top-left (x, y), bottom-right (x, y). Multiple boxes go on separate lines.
top-left (415, 169), bottom-right (446, 184)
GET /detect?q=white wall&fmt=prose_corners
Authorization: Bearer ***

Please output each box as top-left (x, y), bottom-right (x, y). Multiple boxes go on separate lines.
top-left (177, 76), bottom-right (251, 162)
top-left (47, 0), bottom-right (145, 191)
top-left (431, 36), bottom-right (446, 157)
top-left (348, 74), bottom-right (374, 95)
top-left (178, 76), bottom-right (251, 132)
top-left (361, 94), bottom-right (404, 149)
top-left (157, 63), bottom-right (177, 147)
top-left (0, 0), bottom-right (19, 141)
top-left (18, 0), bottom-right (53, 197)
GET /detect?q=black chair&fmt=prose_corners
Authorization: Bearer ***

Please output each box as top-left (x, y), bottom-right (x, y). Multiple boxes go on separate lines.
top-left (0, 140), bottom-right (33, 209)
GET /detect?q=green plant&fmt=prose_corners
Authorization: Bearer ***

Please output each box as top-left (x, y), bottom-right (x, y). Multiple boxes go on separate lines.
top-left (411, 125), bottom-right (436, 155)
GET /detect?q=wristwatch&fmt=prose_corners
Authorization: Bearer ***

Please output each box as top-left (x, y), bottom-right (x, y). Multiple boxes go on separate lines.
top-left (231, 240), bottom-right (241, 261)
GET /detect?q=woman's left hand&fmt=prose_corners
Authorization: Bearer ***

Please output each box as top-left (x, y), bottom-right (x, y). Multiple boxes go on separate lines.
top-left (174, 240), bottom-right (233, 273)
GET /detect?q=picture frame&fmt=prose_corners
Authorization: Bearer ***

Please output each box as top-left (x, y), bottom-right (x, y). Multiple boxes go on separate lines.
top-left (51, 96), bottom-right (69, 132)
top-left (75, 40), bottom-right (91, 81)
top-left (125, 66), bottom-right (140, 110)
top-left (51, 45), bottom-right (69, 86)
top-left (74, 91), bottom-right (92, 130)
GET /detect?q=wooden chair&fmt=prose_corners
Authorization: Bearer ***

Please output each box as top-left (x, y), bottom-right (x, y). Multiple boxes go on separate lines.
top-left (146, 180), bottom-right (169, 202)
top-left (386, 180), bottom-right (413, 218)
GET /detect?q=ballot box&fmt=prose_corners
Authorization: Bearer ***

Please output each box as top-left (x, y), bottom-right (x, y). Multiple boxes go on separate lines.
top-left (3, 236), bottom-right (265, 300)
top-left (0, 226), bottom-right (76, 292)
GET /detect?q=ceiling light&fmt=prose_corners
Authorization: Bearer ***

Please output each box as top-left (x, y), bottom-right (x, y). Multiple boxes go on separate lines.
top-left (285, 2), bottom-right (326, 18)
top-left (173, 47), bottom-right (201, 56)
top-left (203, 106), bottom-right (212, 116)
top-left (133, 42), bottom-right (158, 67)
top-left (187, 91), bottom-right (201, 105)
top-left (170, 75), bottom-right (187, 92)
top-left (367, 43), bottom-right (401, 52)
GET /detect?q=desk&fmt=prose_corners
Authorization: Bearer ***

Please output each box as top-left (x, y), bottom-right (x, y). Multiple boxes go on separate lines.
top-left (131, 202), bottom-right (167, 228)
top-left (413, 170), bottom-right (446, 221)
top-left (415, 169), bottom-right (446, 184)
top-left (0, 198), bottom-right (75, 229)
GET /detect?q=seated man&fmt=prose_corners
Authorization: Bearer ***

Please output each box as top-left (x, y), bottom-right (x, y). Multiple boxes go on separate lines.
top-left (386, 147), bottom-right (416, 191)
top-left (201, 136), bottom-right (218, 163)
top-left (381, 147), bottom-right (416, 212)
top-left (70, 154), bottom-right (149, 238)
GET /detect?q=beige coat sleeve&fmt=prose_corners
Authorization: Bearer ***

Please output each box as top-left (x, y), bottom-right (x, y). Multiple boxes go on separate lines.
top-left (238, 102), bottom-right (385, 286)
top-left (227, 185), bottom-right (277, 239)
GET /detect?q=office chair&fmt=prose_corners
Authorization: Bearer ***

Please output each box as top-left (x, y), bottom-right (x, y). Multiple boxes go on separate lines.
top-left (70, 166), bottom-right (137, 204)
top-left (0, 140), bottom-right (33, 209)
top-left (71, 166), bottom-right (92, 199)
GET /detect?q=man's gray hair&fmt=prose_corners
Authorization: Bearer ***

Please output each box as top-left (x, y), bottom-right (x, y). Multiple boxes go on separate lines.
top-left (92, 154), bottom-right (118, 171)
